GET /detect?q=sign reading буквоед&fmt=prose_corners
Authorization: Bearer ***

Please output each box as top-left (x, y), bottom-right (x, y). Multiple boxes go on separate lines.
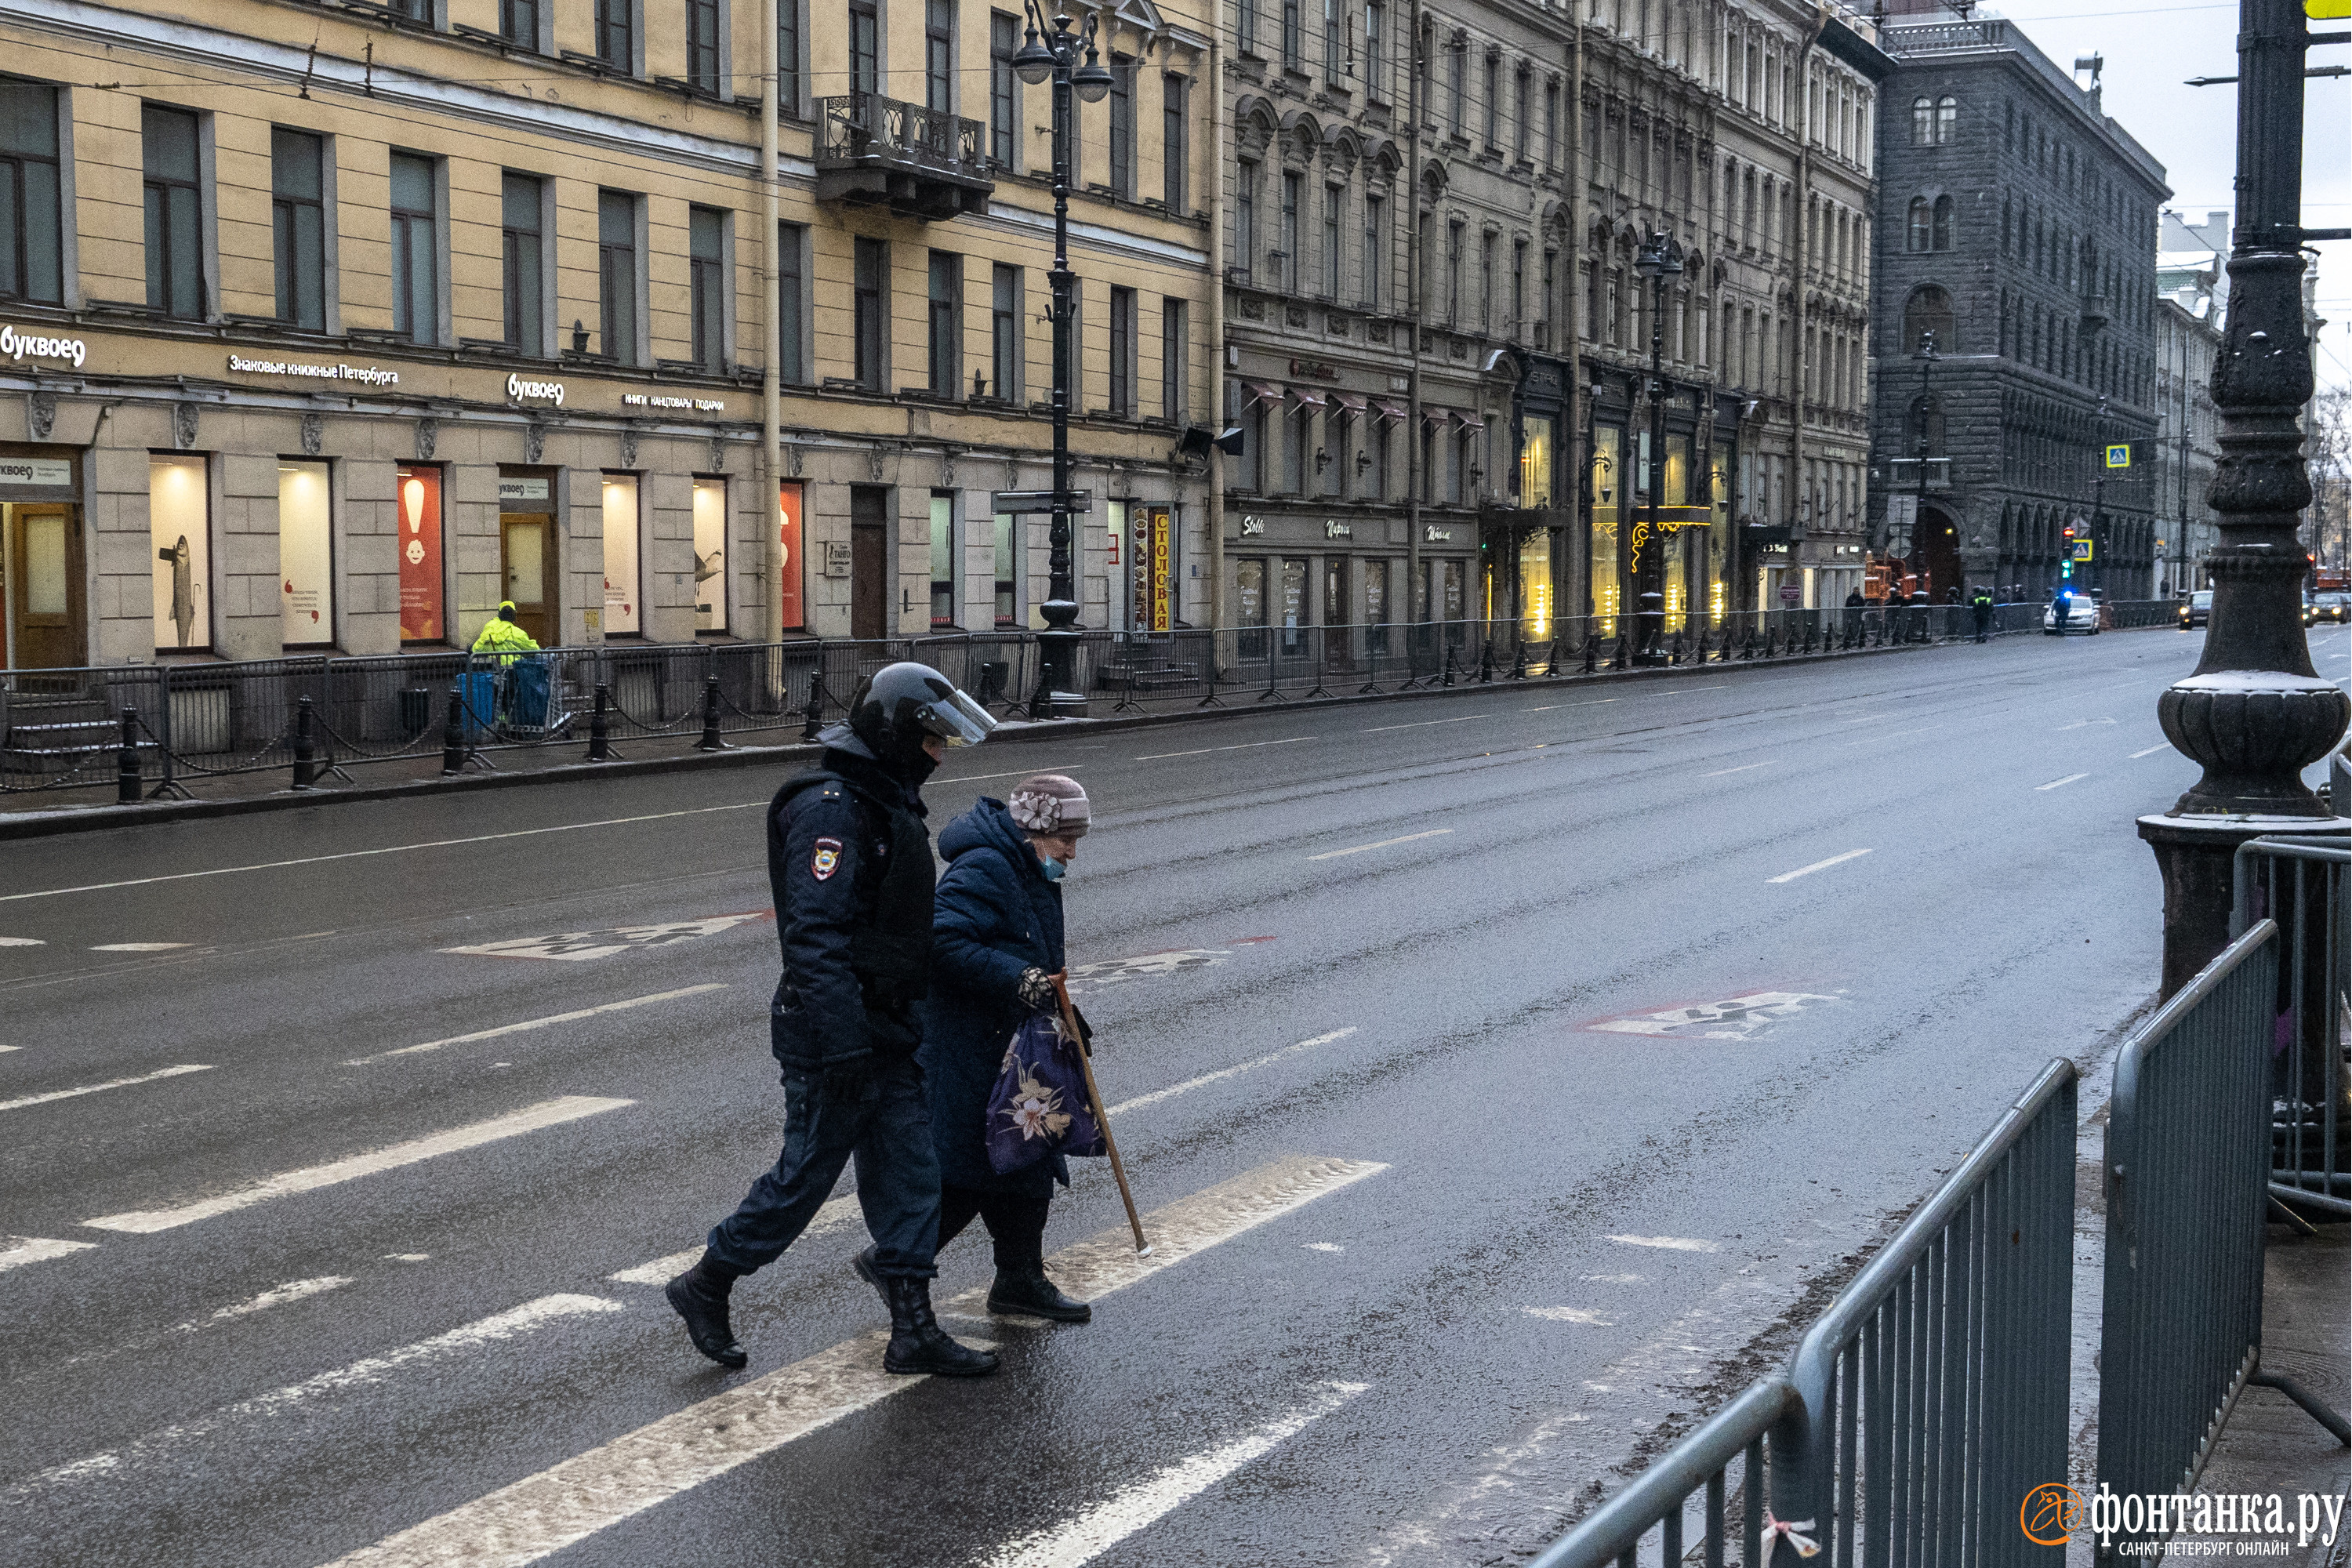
top-left (227, 354), bottom-right (399, 387)
top-left (0, 456), bottom-right (73, 486)
top-left (2, 325), bottom-right (87, 367)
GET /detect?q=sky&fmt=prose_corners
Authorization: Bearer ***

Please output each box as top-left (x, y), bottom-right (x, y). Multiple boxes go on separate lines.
top-left (1973, 0), bottom-right (2352, 393)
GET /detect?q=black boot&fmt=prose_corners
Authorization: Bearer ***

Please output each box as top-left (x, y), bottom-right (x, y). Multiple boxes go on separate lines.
top-left (851, 1244), bottom-right (890, 1312)
top-left (882, 1273), bottom-right (999, 1376)
top-left (664, 1253), bottom-right (748, 1369)
top-left (987, 1269), bottom-right (1092, 1323)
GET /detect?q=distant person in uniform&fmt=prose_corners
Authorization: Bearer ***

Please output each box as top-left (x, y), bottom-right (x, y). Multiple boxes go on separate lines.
top-left (666, 662), bottom-right (1000, 1376)
top-left (471, 601), bottom-right (539, 660)
top-left (1970, 583), bottom-right (1996, 642)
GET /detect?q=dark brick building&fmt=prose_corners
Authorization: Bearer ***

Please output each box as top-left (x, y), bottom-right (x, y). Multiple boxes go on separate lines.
top-left (1869, 15), bottom-right (2168, 601)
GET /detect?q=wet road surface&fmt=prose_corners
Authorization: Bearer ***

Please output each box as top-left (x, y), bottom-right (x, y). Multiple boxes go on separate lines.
top-left (5, 624), bottom-right (2341, 1567)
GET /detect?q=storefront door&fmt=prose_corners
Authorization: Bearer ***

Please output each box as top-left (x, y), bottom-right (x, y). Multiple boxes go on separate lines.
top-left (3, 504), bottom-right (84, 669)
top-left (501, 514), bottom-right (554, 644)
top-left (851, 486), bottom-right (887, 640)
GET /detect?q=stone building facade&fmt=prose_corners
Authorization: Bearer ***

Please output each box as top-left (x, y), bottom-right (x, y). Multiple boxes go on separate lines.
top-left (1868, 17), bottom-right (2166, 604)
top-left (2154, 210), bottom-right (2226, 596)
top-left (0, 0), bottom-right (1219, 672)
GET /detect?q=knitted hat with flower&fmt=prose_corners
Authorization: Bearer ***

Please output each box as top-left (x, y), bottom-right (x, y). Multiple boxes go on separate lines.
top-left (1007, 774), bottom-right (1090, 837)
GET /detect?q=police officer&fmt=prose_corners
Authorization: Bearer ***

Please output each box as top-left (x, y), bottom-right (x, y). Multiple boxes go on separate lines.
top-left (1970, 583), bottom-right (1995, 643)
top-left (666, 662), bottom-right (1000, 1375)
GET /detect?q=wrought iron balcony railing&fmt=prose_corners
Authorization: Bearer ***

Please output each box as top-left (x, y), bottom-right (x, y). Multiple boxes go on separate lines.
top-left (813, 93), bottom-right (993, 220)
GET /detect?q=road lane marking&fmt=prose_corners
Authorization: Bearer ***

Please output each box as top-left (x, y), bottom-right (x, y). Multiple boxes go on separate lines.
top-left (0, 1062), bottom-right (214, 1113)
top-left (1606, 1235), bottom-right (1721, 1252)
top-left (1766, 848), bottom-right (1872, 884)
top-left (12, 1296), bottom-right (621, 1498)
top-left (0, 804), bottom-right (768, 905)
top-left (1840, 724), bottom-right (1943, 747)
top-left (0, 1236), bottom-right (96, 1272)
top-left (172, 1275), bottom-right (352, 1332)
top-left (1102, 1029), bottom-right (1359, 1118)
top-left (2129, 744), bottom-right (2172, 759)
top-left (1525, 1307), bottom-right (1615, 1325)
top-left (347, 985), bottom-right (731, 1067)
top-left (442, 915), bottom-right (768, 963)
top-left (1703, 760), bottom-right (1774, 777)
top-left (89, 942), bottom-right (193, 952)
top-left (1306, 829), bottom-right (1452, 861)
top-left (1065, 948), bottom-right (1230, 992)
top-left (1134, 736), bottom-right (1316, 760)
top-left (977, 1381), bottom-right (1370, 1568)
top-left (325, 1156), bottom-right (1385, 1568)
top-left (80, 1096), bottom-right (633, 1233)
top-left (608, 1194), bottom-right (864, 1284)
top-left (1362, 715), bottom-right (1488, 731)
top-left (1525, 699), bottom-right (1619, 712)
top-left (1586, 993), bottom-right (1842, 1041)
top-left (0, 936), bottom-right (45, 946)
top-left (2056, 719), bottom-right (2118, 731)
top-left (1658, 686), bottom-right (1729, 695)
top-left (2035, 773), bottom-right (2090, 791)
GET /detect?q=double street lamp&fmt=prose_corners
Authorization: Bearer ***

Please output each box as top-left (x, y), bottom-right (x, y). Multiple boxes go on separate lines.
top-left (1632, 230), bottom-right (1682, 662)
top-left (1011, 6), bottom-right (1112, 717)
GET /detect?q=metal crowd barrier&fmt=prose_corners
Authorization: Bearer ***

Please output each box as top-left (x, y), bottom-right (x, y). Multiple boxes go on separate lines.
top-left (0, 601), bottom-right (2188, 799)
top-left (2230, 837), bottom-right (2350, 1217)
top-left (1534, 1059), bottom-right (2081, 1567)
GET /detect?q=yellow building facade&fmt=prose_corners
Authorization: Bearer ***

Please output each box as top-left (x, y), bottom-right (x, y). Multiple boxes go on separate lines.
top-left (0, 0), bottom-right (1216, 670)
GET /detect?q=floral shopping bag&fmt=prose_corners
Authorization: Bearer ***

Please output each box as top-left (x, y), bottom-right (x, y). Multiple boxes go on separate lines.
top-left (985, 1009), bottom-right (1107, 1174)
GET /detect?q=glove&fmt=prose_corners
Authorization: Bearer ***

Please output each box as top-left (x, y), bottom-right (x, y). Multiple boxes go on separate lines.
top-left (1016, 967), bottom-right (1055, 1011)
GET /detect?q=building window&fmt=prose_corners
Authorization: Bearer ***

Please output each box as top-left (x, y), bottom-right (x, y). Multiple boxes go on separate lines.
top-left (850, 0), bottom-right (879, 95)
top-left (500, 172), bottom-right (543, 354)
top-left (687, 0), bottom-right (722, 93)
top-left (925, 0), bottom-right (953, 111)
top-left (1932, 194), bottom-right (1953, 251)
top-left (1902, 284), bottom-right (1955, 354)
top-left (1510, 238), bottom-right (1525, 337)
top-left (989, 262), bottom-right (1020, 399)
top-left (930, 490), bottom-right (957, 626)
top-left (1363, 193), bottom-right (1381, 307)
top-left (1160, 297), bottom-right (1185, 421)
top-left (143, 104), bottom-right (205, 321)
top-left (1446, 218), bottom-right (1463, 323)
top-left (1240, 0), bottom-right (1258, 53)
top-left (1323, 183), bottom-right (1341, 298)
top-left (1479, 230), bottom-right (1494, 332)
top-left (779, 0), bottom-right (801, 114)
top-left (500, 0), bottom-right (541, 47)
top-left (271, 128), bottom-right (326, 331)
top-left (1544, 80), bottom-right (1559, 168)
top-left (1236, 162), bottom-right (1256, 281)
top-left (1109, 284), bottom-right (1135, 416)
top-left (993, 510), bottom-right (1018, 622)
top-left (597, 188), bottom-right (637, 363)
top-left (854, 234), bottom-right (885, 390)
top-left (991, 13), bottom-right (1019, 165)
top-left (1447, 40), bottom-right (1465, 138)
top-left (1323, 0), bottom-right (1341, 80)
top-left (689, 205), bottom-right (726, 372)
top-left (596, 0), bottom-right (633, 71)
top-left (1162, 73), bottom-right (1187, 212)
top-left (1365, 0), bottom-right (1384, 91)
top-left (1907, 196), bottom-right (1931, 252)
top-left (390, 151), bottom-right (439, 343)
top-left (1515, 65), bottom-right (1531, 160)
top-left (1282, 0), bottom-right (1301, 70)
top-left (1108, 55), bottom-right (1134, 198)
top-left (0, 77), bottom-right (60, 306)
top-left (928, 249), bottom-right (960, 396)
top-left (1280, 171), bottom-right (1301, 292)
top-left (1483, 52), bottom-right (1500, 148)
top-left (151, 453), bottom-right (210, 652)
top-left (778, 220), bottom-right (806, 381)
top-left (1936, 95), bottom-right (1957, 144)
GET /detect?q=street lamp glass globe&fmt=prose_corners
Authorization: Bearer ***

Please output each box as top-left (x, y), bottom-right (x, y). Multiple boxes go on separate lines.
top-left (1073, 48), bottom-right (1112, 101)
top-left (1013, 25), bottom-right (1054, 84)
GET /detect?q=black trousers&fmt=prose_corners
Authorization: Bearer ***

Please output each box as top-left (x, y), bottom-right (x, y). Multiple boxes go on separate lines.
top-left (937, 1183), bottom-right (1051, 1275)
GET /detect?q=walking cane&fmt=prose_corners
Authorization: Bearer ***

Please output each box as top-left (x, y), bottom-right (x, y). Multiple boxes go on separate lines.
top-left (1051, 973), bottom-right (1150, 1254)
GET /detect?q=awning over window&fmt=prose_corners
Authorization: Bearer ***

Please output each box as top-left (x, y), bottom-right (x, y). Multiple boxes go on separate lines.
top-left (1288, 386), bottom-right (1329, 408)
top-left (1423, 407), bottom-right (1451, 430)
top-left (1241, 379), bottom-right (1284, 407)
top-left (1373, 398), bottom-right (1410, 422)
top-left (1453, 408), bottom-right (1487, 430)
top-left (1330, 391), bottom-right (1370, 413)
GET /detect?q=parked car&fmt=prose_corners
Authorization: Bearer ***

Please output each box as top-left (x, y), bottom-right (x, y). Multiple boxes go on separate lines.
top-left (2045, 594), bottom-right (2102, 635)
top-left (2304, 591), bottom-right (2350, 626)
top-left (2180, 590), bottom-right (2213, 629)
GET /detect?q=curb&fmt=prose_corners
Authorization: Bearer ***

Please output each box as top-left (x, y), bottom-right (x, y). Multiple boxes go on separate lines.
top-left (0, 626), bottom-right (2132, 843)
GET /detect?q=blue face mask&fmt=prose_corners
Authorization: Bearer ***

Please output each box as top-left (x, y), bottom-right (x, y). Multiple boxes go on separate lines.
top-left (1039, 855), bottom-right (1067, 882)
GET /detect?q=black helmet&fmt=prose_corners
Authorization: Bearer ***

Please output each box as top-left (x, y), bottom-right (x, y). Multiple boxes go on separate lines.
top-left (833, 661), bottom-right (996, 773)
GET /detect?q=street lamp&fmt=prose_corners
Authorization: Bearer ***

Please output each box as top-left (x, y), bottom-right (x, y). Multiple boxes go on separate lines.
top-left (1631, 230), bottom-right (1682, 662)
top-left (1905, 328), bottom-right (1939, 633)
top-left (2089, 392), bottom-right (2110, 601)
top-left (1013, 5), bottom-right (1111, 717)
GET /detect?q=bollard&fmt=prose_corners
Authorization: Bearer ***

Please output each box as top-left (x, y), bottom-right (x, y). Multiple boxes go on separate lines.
top-left (1508, 640), bottom-right (1527, 680)
top-left (1477, 639), bottom-right (1494, 682)
top-left (800, 672), bottom-right (826, 742)
top-left (292, 695), bottom-right (317, 790)
top-left (588, 682), bottom-right (612, 761)
top-left (1441, 643), bottom-right (1456, 687)
top-left (1582, 632), bottom-right (1598, 673)
top-left (441, 683), bottom-right (465, 775)
top-left (696, 673), bottom-right (725, 750)
top-left (117, 706), bottom-right (141, 804)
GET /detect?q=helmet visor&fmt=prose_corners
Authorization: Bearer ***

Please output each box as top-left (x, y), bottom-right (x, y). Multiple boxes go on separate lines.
top-left (917, 686), bottom-right (999, 747)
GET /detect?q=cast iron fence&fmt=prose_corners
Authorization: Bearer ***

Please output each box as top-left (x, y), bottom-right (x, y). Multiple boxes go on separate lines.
top-left (2231, 837), bottom-right (2350, 1218)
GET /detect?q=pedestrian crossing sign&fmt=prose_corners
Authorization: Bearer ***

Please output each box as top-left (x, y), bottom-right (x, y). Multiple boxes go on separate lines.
top-left (2072, 539), bottom-right (2095, 561)
top-left (2105, 444), bottom-right (2132, 469)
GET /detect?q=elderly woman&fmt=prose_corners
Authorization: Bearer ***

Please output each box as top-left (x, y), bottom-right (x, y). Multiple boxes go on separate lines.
top-left (877, 774), bottom-right (1093, 1322)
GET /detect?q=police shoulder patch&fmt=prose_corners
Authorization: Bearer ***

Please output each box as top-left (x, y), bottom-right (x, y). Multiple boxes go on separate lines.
top-left (811, 837), bottom-right (844, 880)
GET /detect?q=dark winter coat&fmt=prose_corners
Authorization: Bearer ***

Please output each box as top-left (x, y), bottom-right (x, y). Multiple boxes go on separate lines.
top-left (917, 797), bottom-right (1068, 1196)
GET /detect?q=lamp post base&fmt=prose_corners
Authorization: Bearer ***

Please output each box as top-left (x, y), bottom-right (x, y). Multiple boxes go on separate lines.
top-left (1029, 617), bottom-right (1088, 720)
top-left (2137, 811), bottom-right (2351, 998)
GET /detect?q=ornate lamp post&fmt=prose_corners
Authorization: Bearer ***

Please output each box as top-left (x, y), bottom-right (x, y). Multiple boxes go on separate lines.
top-left (1011, 6), bottom-right (1112, 717)
top-left (1632, 230), bottom-right (1682, 662)
top-left (1907, 329), bottom-right (1939, 630)
top-left (2140, 0), bottom-right (2351, 994)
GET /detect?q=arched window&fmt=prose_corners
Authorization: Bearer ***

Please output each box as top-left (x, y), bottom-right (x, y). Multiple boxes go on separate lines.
top-left (1902, 284), bottom-right (1955, 355)
top-left (1936, 96), bottom-right (1957, 143)
top-left (1931, 195), bottom-right (1954, 251)
top-left (1912, 96), bottom-right (1933, 144)
top-left (1907, 197), bottom-right (1932, 252)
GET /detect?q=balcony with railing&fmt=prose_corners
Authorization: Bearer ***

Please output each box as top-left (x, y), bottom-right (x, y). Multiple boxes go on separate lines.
top-left (813, 93), bottom-right (993, 220)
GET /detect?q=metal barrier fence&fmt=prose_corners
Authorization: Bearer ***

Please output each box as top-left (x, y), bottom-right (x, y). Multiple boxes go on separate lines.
top-left (2233, 837), bottom-right (2350, 1218)
top-left (1, 601), bottom-right (2183, 798)
top-left (1534, 1058), bottom-right (2080, 1568)
top-left (2093, 922), bottom-right (2279, 1553)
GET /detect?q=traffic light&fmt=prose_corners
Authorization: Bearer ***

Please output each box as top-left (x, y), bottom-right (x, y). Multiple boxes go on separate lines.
top-left (2063, 522), bottom-right (2077, 542)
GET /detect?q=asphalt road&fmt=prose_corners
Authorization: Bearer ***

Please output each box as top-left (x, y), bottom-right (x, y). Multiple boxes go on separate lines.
top-left (4, 624), bottom-right (2346, 1568)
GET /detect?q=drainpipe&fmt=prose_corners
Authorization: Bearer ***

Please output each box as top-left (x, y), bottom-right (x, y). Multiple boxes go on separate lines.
top-left (1208, 30), bottom-right (1226, 638)
top-left (1566, 14), bottom-right (1583, 622)
top-left (1789, 18), bottom-right (1822, 604)
top-left (1406, 0), bottom-right (1424, 619)
top-left (761, 0), bottom-right (785, 651)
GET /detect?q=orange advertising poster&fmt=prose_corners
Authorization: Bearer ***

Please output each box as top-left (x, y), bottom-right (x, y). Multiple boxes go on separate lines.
top-left (396, 464), bottom-right (444, 641)
top-left (778, 480), bottom-right (804, 630)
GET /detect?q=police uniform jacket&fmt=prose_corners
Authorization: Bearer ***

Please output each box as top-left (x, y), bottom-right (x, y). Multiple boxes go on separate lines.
top-left (765, 740), bottom-right (935, 1071)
